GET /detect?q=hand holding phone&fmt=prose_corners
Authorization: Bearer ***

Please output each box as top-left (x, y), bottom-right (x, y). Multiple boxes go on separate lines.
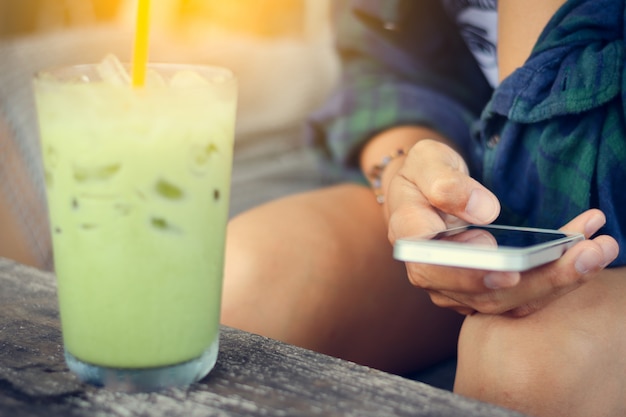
top-left (393, 225), bottom-right (584, 272)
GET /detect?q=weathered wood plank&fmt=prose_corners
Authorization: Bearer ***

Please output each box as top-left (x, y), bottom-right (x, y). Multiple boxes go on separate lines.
top-left (0, 258), bottom-right (526, 417)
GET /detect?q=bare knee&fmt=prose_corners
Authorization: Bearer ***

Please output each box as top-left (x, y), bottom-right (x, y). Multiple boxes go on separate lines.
top-left (456, 317), bottom-right (575, 416)
top-left (221, 184), bottom-right (385, 350)
top-left (220, 185), bottom-right (463, 373)
top-left (455, 283), bottom-right (626, 417)
top-left (220, 197), bottom-right (319, 344)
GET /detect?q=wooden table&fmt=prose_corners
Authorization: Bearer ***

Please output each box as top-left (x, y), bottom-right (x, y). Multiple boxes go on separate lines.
top-left (0, 257), bottom-right (526, 416)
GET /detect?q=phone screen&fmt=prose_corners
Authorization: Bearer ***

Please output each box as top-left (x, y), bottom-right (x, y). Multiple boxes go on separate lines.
top-left (435, 225), bottom-right (569, 248)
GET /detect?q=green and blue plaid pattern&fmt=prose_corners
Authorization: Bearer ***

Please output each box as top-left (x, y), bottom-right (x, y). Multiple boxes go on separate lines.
top-left (306, 0), bottom-right (626, 265)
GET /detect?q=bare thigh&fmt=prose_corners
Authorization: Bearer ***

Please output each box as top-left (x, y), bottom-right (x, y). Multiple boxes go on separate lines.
top-left (456, 268), bottom-right (626, 417)
top-left (221, 183), bottom-right (463, 374)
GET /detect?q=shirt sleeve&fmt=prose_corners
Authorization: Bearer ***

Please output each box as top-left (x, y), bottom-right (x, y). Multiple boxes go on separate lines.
top-left (305, 0), bottom-right (493, 178)
top-left (477, 0), bottom-right (626, 266)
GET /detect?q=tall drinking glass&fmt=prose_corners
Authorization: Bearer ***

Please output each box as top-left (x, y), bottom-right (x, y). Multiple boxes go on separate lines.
top-left (33, 62), bottom-right (237, 392)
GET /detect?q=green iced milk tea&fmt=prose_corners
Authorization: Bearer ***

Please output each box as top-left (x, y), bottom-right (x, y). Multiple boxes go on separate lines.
top-left (34, 61), bottom-right (237, 369)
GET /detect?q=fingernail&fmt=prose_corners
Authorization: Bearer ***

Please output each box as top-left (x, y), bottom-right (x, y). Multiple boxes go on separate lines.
top-left (600, 240), bottom-right (619, 267)
top-left (574, 249), bottom-right (603, 274)
top-left (584, 213), bottom-right (606, 237)
top-left (484, 271), bottom-right (520, 289)
top-left (465, 189), bottom-right (499, 223)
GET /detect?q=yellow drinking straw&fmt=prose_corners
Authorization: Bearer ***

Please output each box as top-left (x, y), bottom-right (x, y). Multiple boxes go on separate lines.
top-left (131, 0), bottom-right (151, 87)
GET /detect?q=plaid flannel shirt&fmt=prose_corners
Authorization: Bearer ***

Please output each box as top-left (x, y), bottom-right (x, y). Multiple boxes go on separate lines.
top-left (306, 0), bottom-right (626, 266)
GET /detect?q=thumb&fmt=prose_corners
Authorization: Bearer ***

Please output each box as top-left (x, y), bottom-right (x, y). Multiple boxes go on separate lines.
top-left (409, 141), bottom-right (500, 224)
top-left (463, 186), bottom-right (501, 224)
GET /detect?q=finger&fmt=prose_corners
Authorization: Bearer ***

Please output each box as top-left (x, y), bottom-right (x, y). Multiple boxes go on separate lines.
top-left (482, 271), bottom-right (521, 289)
top-left (405, 262), bottom-right (489, 294)
top-left (481, 235), bottom-right (618, 315)
top-left (466, 211), bottom-right (615, 314)
top-left (427, 290), bottom-right (476, 316)
top-left (560, 208), bottom-right (607, 238)
top-left (386, 178), bottom-right (450, 243)
top-left (569, 235), bottom-right (619, 274)
top-left (498, 211), bottom-right (615, 315)
top-left (386, 141), bottom-right (494, 242)
top-left (406, 264), bottom-right (523, 315)
top-left (408, 236), bottom-right (615, 317)
top-left (401, 140), bottom-right (500, 224)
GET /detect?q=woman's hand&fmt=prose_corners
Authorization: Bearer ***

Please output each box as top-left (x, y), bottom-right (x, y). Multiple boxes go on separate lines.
top-left (387, 139), bottom-right (500, 235)
top-left (386, 140), bottom-right (619, 316)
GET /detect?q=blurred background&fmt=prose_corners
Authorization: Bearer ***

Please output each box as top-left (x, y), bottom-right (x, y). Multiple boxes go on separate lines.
top-left (0, 0), bottom-right (340, 268)
top-left (0, 0), bottom-right (122, 37)
top-left (0, 0), bottom-right (339, 142)
top-left (0, 0), bottom-right (325, 39)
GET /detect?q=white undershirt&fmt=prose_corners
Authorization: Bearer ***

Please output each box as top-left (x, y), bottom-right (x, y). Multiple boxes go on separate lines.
top-left (442, 0), bottom-right (499, 87)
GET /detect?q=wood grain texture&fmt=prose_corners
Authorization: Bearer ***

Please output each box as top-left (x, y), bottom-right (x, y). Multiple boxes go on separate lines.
top-left (0, 258), bottom-right (526, 416)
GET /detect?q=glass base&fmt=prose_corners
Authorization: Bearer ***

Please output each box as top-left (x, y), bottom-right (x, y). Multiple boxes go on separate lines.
top-left (65, 337), bottom-right (219, 392)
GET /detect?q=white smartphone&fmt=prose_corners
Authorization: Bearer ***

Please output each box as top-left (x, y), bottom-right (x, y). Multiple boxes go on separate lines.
top-left (393, 224), bottom-right (584, 272)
